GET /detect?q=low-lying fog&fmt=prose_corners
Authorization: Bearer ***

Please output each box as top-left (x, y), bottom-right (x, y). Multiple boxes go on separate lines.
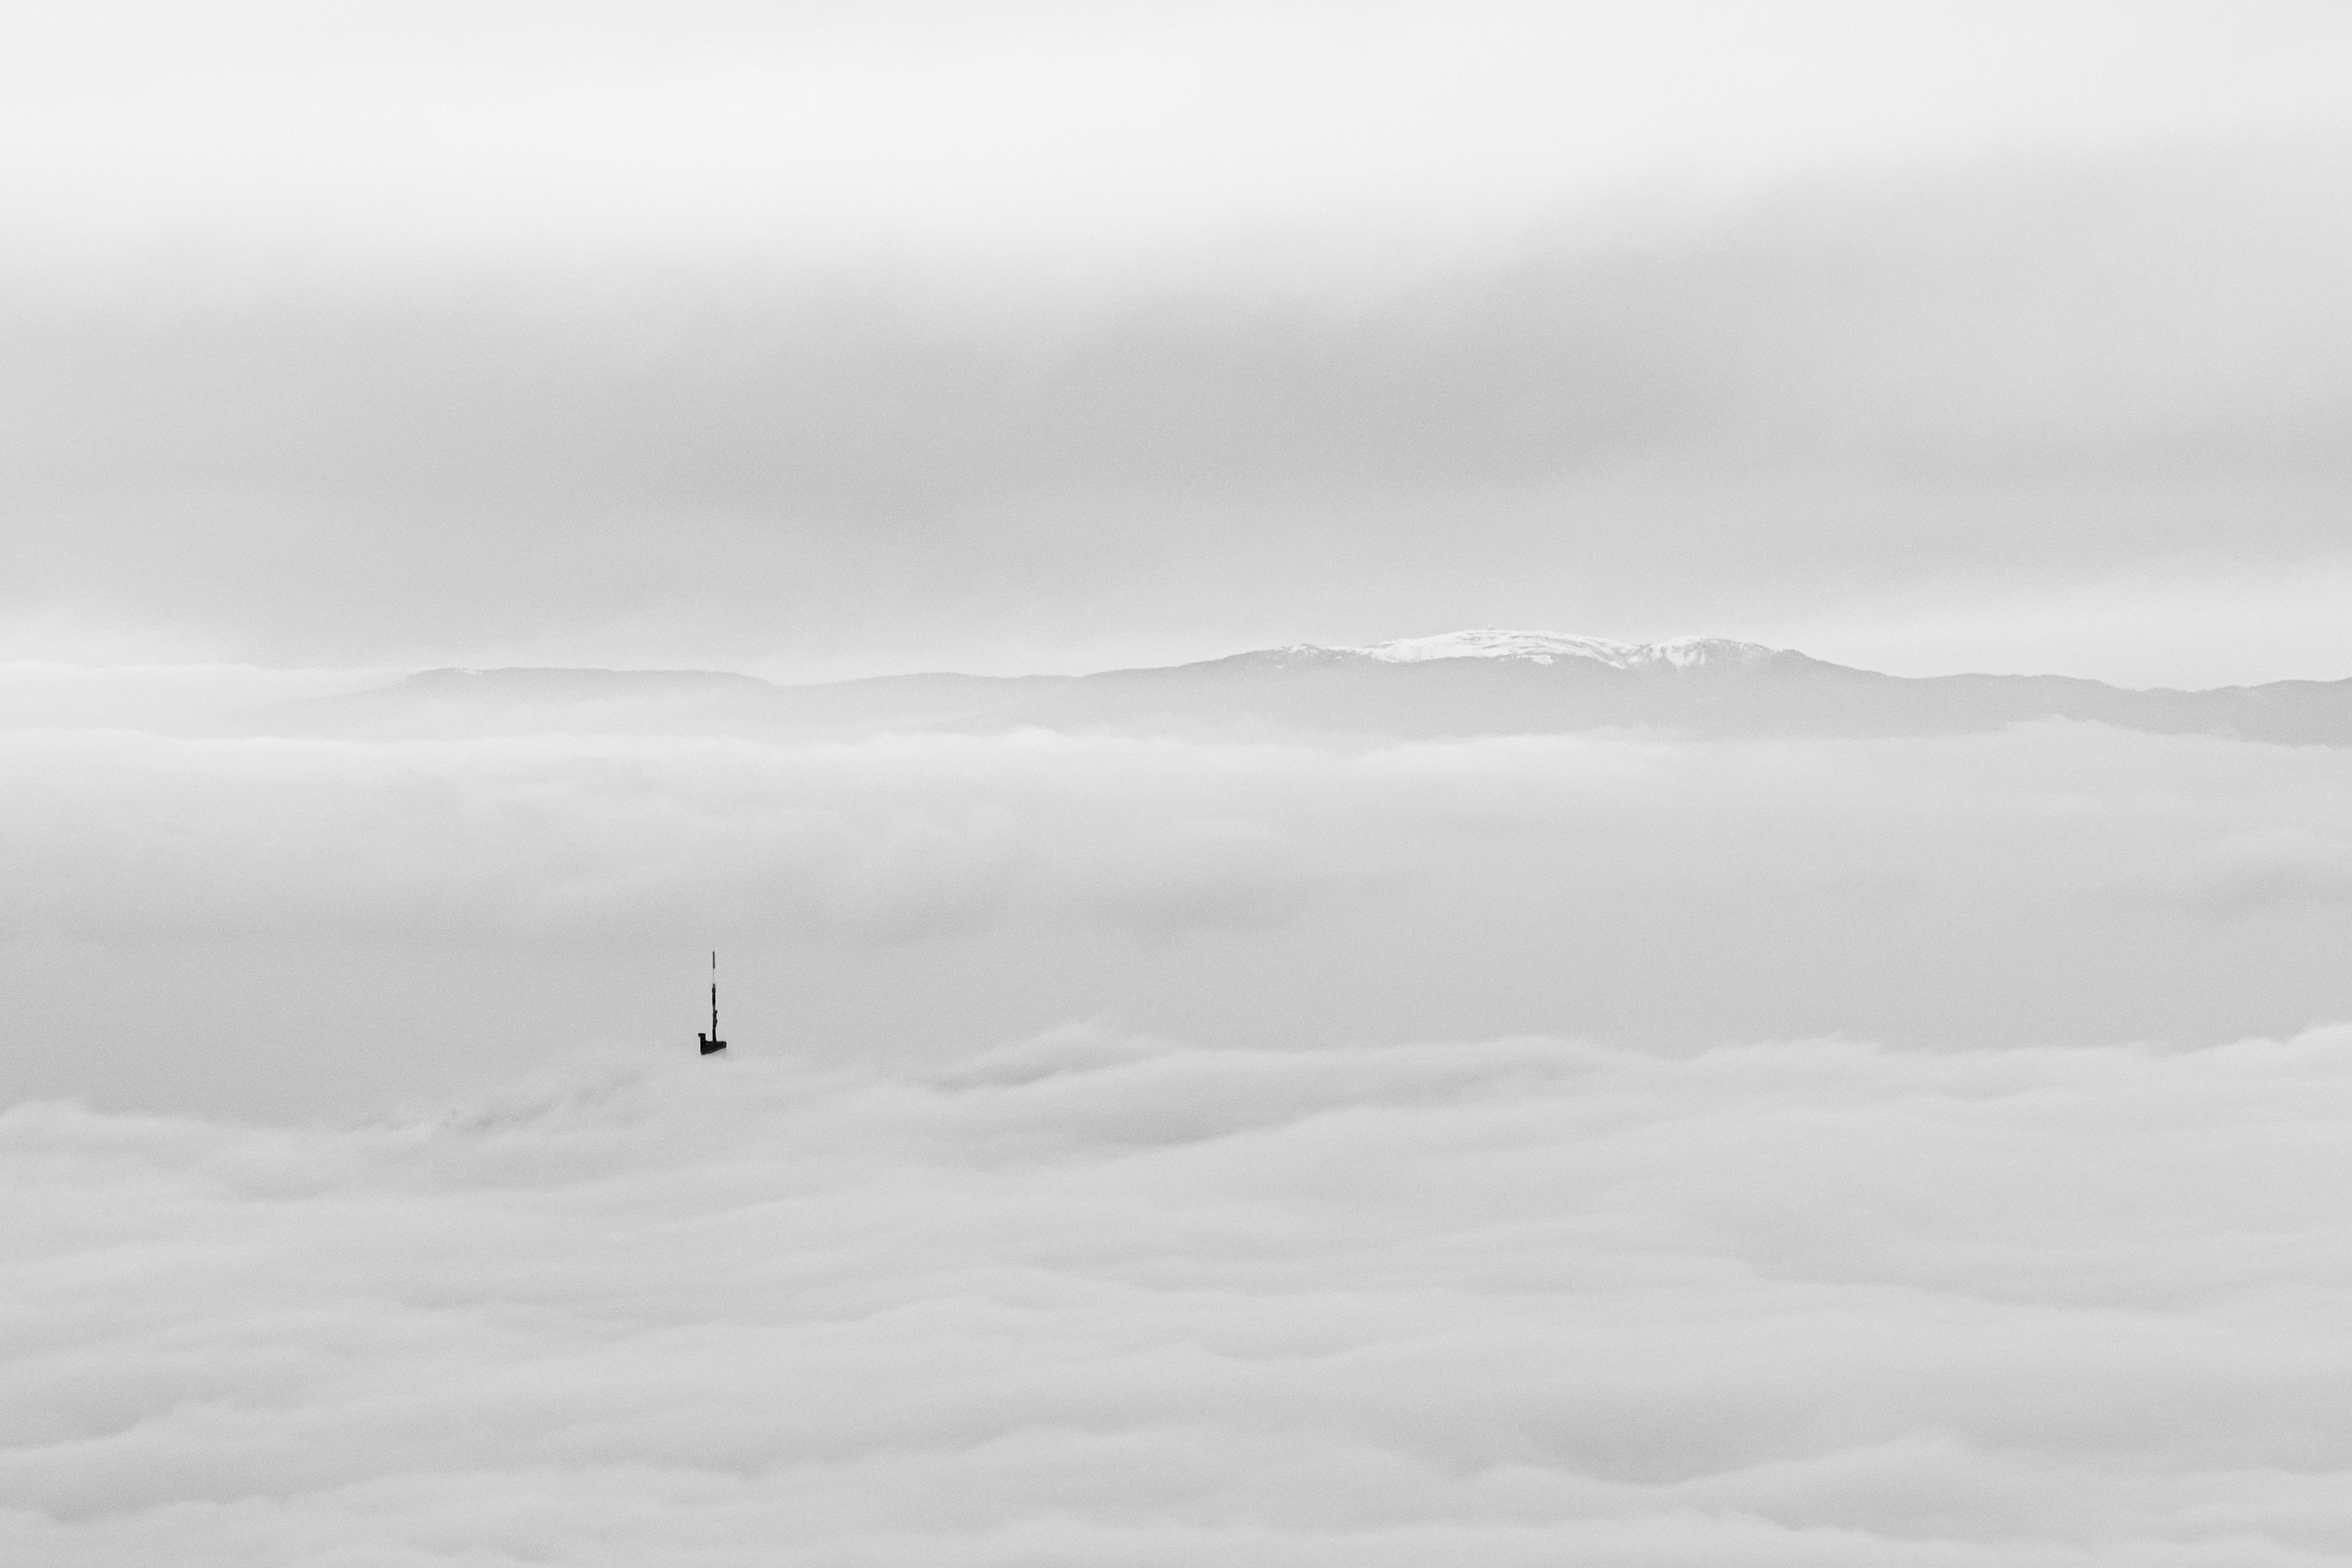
top-left (7, 675), bottom-right (2352, 1117)
top-left (11, 1020), bottom-right (2352, 1562)
top-left (9, 668), bottom-right (2352, 1561)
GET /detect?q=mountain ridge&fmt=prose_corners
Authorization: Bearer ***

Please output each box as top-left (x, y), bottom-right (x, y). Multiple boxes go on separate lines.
top-left (259, 630), bottom-right (2352, 745)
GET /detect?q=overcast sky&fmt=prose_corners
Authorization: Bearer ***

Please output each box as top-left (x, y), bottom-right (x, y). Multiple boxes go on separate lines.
top-left (5, 0), bottom-right (2351, 683)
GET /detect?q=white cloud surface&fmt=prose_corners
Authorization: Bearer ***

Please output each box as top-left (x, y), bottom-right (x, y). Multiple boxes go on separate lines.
top-left (9, 715), bottom-right (2352, 1117)
top-left (9, 1023), bottom-right (2352, 1563)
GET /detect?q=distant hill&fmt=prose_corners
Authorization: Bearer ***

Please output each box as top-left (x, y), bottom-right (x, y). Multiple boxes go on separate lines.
top-left (256, 631), bottom-right (2352, 745)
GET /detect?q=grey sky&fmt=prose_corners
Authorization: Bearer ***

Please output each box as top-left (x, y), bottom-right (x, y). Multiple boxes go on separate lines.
top-left (5, 1), bottom-right (2351, 681)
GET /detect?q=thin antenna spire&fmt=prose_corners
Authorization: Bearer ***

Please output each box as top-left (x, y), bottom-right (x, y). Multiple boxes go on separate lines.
top-left (699, 949), bottom-right (728, 1055)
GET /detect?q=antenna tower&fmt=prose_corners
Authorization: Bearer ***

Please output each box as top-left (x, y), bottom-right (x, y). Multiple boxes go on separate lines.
top-left (699, 950), bottom-right (727, 1055)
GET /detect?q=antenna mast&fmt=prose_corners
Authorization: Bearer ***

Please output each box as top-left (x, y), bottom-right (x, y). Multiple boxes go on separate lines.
top-left (699, 950), bottom-right (728, 1055)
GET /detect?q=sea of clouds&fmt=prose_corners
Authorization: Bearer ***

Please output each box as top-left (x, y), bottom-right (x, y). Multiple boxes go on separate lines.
top-left (8, 712), bottom-right (2352, 1112)
top-left (10, 1024), bottom-right (2352, 1563)
top-left (9, 694), bottom-right (2352, 1559)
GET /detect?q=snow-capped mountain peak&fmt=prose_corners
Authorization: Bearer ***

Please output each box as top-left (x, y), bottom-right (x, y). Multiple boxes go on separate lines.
top-left (1630, 636), bottom-right (1781, 669)
top-left (1331, 629), bottom-right (1780, 669)
top-left (1345, 629), bottom-right (1636, 665)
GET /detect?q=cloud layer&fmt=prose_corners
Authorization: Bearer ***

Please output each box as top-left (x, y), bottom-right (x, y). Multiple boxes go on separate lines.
top-left (9, 1023), bottom-right (2352, 1563)
top-left (9, 717), bottom-right (2352, 1118)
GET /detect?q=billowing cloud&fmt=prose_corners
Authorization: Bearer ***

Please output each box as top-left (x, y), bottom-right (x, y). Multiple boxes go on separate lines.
top-left (8, 1022), bottom-right (2352, 1562)
top-left (8, 715), bottom-right (2352, 1118)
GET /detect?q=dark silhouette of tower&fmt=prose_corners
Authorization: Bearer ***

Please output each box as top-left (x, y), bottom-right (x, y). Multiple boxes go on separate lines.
top-left (699, 951), bottom-right (726, 1055)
